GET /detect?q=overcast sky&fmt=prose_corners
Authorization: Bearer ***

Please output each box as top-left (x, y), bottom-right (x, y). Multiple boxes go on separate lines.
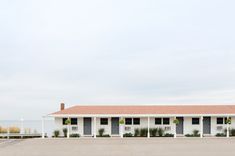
top-left (1, 0), bottom-right (235, 120)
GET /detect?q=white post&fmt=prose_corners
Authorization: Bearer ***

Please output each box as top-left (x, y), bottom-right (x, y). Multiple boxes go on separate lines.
top-left (20, 118), bottom-right (24, 138)
top-left (226, 116), bottom-right (229, 138)
top-left (147, 117), bottom-right (150, 138)
top-left (7, 127), bottom-right (10, 139)
top-left (200, 116), bottom-right (203, 138)
top-left (94, 117), bottom-right (96, 138)
top-left (41, 117), bottom-right (45, 138)
top-left (67, 118), bottom-right (70, 138)
top-left (174, 117), bottom-right (177, 138)
top-left (120, 117), bottom-right (123, 138)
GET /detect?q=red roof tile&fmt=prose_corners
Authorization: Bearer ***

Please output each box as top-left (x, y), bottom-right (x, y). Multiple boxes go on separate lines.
top-left (50, 105), bottom-right (235, 115)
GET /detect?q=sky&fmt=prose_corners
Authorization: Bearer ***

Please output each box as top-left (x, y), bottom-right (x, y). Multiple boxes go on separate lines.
top-left (0, 0), bottom-right (235, 120)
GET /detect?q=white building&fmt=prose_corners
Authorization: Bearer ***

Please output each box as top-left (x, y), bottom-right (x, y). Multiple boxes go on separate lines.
top-left (46, 104), bottom-right (235, 138)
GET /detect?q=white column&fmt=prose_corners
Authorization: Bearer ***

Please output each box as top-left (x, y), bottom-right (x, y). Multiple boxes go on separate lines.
top-left (94, 117), bottom-right (97, 138)
top-left (174, 117), bottom-right (177, 138)
top-left (7, 127), bottom-right (10, 139)
top-left (200, 116), bottom-right (203, 138)
top-left (20, 118), bottom-right (24, 138)
top-left (119, 117), bottom-right (123, 138)
top-left (226, 116), bottom-right (229, 138)
top-left (41, 117), bottom-right (45, 138)
top-left (67, 118), bottom-right (70, 138)
top-left (147, 117), bottom-right (150, 138)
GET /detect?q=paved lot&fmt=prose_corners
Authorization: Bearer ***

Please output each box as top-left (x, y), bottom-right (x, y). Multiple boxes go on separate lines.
top-left (0, 138), bottom-right (235, 156)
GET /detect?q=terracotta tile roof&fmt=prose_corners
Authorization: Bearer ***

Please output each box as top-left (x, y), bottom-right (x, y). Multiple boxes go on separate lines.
top-left (50, 105), bottom-right (235, 115)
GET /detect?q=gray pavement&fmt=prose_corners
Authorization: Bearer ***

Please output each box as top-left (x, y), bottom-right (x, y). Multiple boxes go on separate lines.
top-left (0, 138), bottom-right (235, 156)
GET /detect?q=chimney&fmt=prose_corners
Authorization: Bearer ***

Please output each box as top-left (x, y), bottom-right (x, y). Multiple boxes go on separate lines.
top-left (60, 103), bottom-right (65, 111)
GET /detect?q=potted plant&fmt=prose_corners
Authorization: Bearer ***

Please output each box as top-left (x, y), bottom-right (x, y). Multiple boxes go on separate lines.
top-left (173, 118), bottom-right (179, 138)
top-left (119, 118), bottom-right (124, 138)
top-left (225, 118), bottom-right (231, 124)
top-left (65, 118), bottom-right (71, 138)
top-left (225, 117), bottom-right (232, 137)
top-left (173, 118), bottom-right (179, 125)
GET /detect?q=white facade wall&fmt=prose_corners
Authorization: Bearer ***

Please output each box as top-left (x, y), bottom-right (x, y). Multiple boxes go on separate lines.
top-left (96, 117), bottom-right (111, 135)
top-left (54, 116), bottom-right (235, 137)
top-left (55, 117), bottom-right (84, 136)
top-left (149, 117), bottom-right (174, 134)
top-left (211, 117), bottom-right (235, 135)
top-left (183, 117), bottom-right (201, 135)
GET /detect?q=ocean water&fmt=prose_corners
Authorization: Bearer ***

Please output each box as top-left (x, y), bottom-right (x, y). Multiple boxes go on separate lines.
top-left (0, 119), bottom-right (56, 137)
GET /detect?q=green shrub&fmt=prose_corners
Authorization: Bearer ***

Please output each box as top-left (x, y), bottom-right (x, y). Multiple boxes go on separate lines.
top-left (185, 130), bottom-right (200, 137)
top-left (164, 133), bottom-right (174, 137)
top-left (63, 128), bottom-right (67, 137)
top-left (158, 128), bottom-right (164, 137)
top-left (98, 128), bottom-right (105, 137)
top-left (101, 134), bottom-right (110, 137)
top-left (123, 133), bottom-right (133, 137)
top-left (216, 133), bottom-right (226, 137)
top-left (134, 128), bottom-right (140, 137)
top-left (193, 130), bottom-right (200, 137)
top-left (140, 128), bottom-right (148, 137)
top-left (150, 128), bottom-right (158, 137)
top-left (230, 129), bottom-right (235, 136)
top-left (185, 134), bottom-right (194, 137)
top-left (70, 133), bottom-right (80, 138)
top-left (53, 130), bottom-right (60, 137)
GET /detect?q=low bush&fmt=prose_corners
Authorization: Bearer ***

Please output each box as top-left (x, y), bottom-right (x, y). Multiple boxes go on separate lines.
top-left (192, 130), bottom-right (200, 137)
top-left (150, 128), bottom-right (158, 137)
top-left (158, 128), bottom-right (164, 137)
top-left (70, 133), bottom-right (80, 138)
top-left (185, 130), bottom-right (200, 137)
top-left (97, 134), bottom-right (110, 137)
top-left (164, 133), bottom-right (174, 137)
top-left (63, 128), bottom-right (68, 137)
top-left (216, 133), bottom-right (226, 137)
top-left (123, 133), bottom-right (133, 137)
top-left (134, 128), bottom-right (140, 137)
top-left (230, 129), bottom-right (235, 136)
top-left (98, 128), bottom-right (105, 137)
top-left (185, 134), bottom-right (194, 137)
top-left (53, 130), bottom-right (60, 137)
top-left (140, 128), bottom-right (148, 137)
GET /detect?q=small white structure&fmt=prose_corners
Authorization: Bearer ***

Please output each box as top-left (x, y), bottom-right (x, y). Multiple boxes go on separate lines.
top-left (46, 104), bottom-right (235, 138)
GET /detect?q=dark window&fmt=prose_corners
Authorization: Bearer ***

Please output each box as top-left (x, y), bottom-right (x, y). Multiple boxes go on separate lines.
top-left (100, 118), bottom-right (108, 125)
top-left (125, 118), bottom-right (132, 125)
top-left (71, 118), bottom-right (77, 125)
top-left (62, 118), bottom-right (67, 125)
top-left (62, 118), bottom-right (77, 125)
top-left (133, 118), bottom-right (140, 125)
top-left (155, 118), bottom-right (162, 125)
top-left (192, 118), bottom-right (200, 125)
top-left (217, 118), bottom-right (224, 124)
top-left (163, 118), bottom-right (170, 125)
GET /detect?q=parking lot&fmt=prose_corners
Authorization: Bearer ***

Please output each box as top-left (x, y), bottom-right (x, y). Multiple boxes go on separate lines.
top-left (0, 138), bottom-right (235, 156)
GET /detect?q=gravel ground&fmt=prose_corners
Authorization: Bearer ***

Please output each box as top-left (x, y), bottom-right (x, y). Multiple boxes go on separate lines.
top-left (0, 138), bottom-right (235, 156)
